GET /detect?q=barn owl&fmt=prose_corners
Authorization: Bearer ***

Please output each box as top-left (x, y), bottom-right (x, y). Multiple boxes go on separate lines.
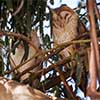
top-left (52, 5), bottom-right (86, 58)
top-left (10, 31), bottom-right (41, 85)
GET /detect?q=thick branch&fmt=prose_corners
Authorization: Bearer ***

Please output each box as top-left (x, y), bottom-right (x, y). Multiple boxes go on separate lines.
top-left (87, 0), bottom-right (100, 79)
top-left (86, 0), bottom-right (100, 99)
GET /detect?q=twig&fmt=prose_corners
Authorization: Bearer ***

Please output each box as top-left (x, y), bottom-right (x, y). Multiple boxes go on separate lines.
top-left (74, 2), bottom-right (100, 10)
top-left (48, 60), bottom-right (77, 100)
top-left (12, 0), bottom-right (24, 16)
top-left (94, 0), bottom-right (100, 20)
top-left (23, 49), bottom-right (86, 86)
top-left (4, 36), bottom-right (100, 75)
top-left (0, 31), bottom-right (40, 52)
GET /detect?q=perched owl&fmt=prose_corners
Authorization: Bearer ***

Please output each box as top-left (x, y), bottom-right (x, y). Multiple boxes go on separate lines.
top-left (52, 5), bottom-right (86, 58)
top-left (10, 31), bottom-right (41, 85)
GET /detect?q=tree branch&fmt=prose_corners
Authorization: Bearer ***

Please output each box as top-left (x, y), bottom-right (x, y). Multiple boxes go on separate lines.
top-left (0, 31), bottom-right (40, 52)
top-left (86, 0), bottom-right (100, 99)
top-left (12, 0), bottom-right (24, 16)
top-left (87, 0), bottom-right (100, 79)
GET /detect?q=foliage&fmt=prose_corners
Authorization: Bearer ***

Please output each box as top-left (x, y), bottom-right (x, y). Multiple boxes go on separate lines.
top-left (0, 0), bottom-right (100, 100)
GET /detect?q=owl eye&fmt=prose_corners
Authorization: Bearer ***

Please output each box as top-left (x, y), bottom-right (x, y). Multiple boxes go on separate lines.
top-left (60, 11), bottom-right (71, 19)
top-left (65, 13), bottom-right (69, 19)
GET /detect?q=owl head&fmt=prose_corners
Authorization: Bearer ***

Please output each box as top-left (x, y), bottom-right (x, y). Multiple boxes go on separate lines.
top-left (52, 5), bottom-right (86, 34)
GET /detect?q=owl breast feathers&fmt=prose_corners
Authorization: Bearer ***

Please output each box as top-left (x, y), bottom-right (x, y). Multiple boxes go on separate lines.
top-left (10, 31), bottom-right (41, 81)
top-left (52, 5), bottom-right (86, 58)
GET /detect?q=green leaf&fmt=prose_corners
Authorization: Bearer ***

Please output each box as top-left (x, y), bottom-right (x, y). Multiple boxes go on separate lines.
top-left (0, 39), bottom-right (5, 45)
top-left (75, 54), bottom-right (83, 87)
top-left (5, 36), bottom-right (9, 46)
top-left (0, 55), bottom-right (4, 76)
top-left (43, 34), bottom-right (51, 49)
top-left (21, 40), bottom-right (29, 63)
top-left (6, 0), bottom-right (13, 10)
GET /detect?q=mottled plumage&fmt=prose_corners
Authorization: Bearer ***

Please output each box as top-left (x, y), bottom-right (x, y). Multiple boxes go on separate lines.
top-left (10, 31), bottom-right (41, 83)
top-left (52, 5), bottom-right (86, 58)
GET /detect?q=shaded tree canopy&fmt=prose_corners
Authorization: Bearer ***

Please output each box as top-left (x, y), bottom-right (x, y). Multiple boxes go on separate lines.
top-left (0, 0), bottom-right (100, 100)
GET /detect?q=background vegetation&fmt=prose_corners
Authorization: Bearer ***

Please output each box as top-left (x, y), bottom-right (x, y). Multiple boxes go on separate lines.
top-left (0, 0), bottom-right (100, 99)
